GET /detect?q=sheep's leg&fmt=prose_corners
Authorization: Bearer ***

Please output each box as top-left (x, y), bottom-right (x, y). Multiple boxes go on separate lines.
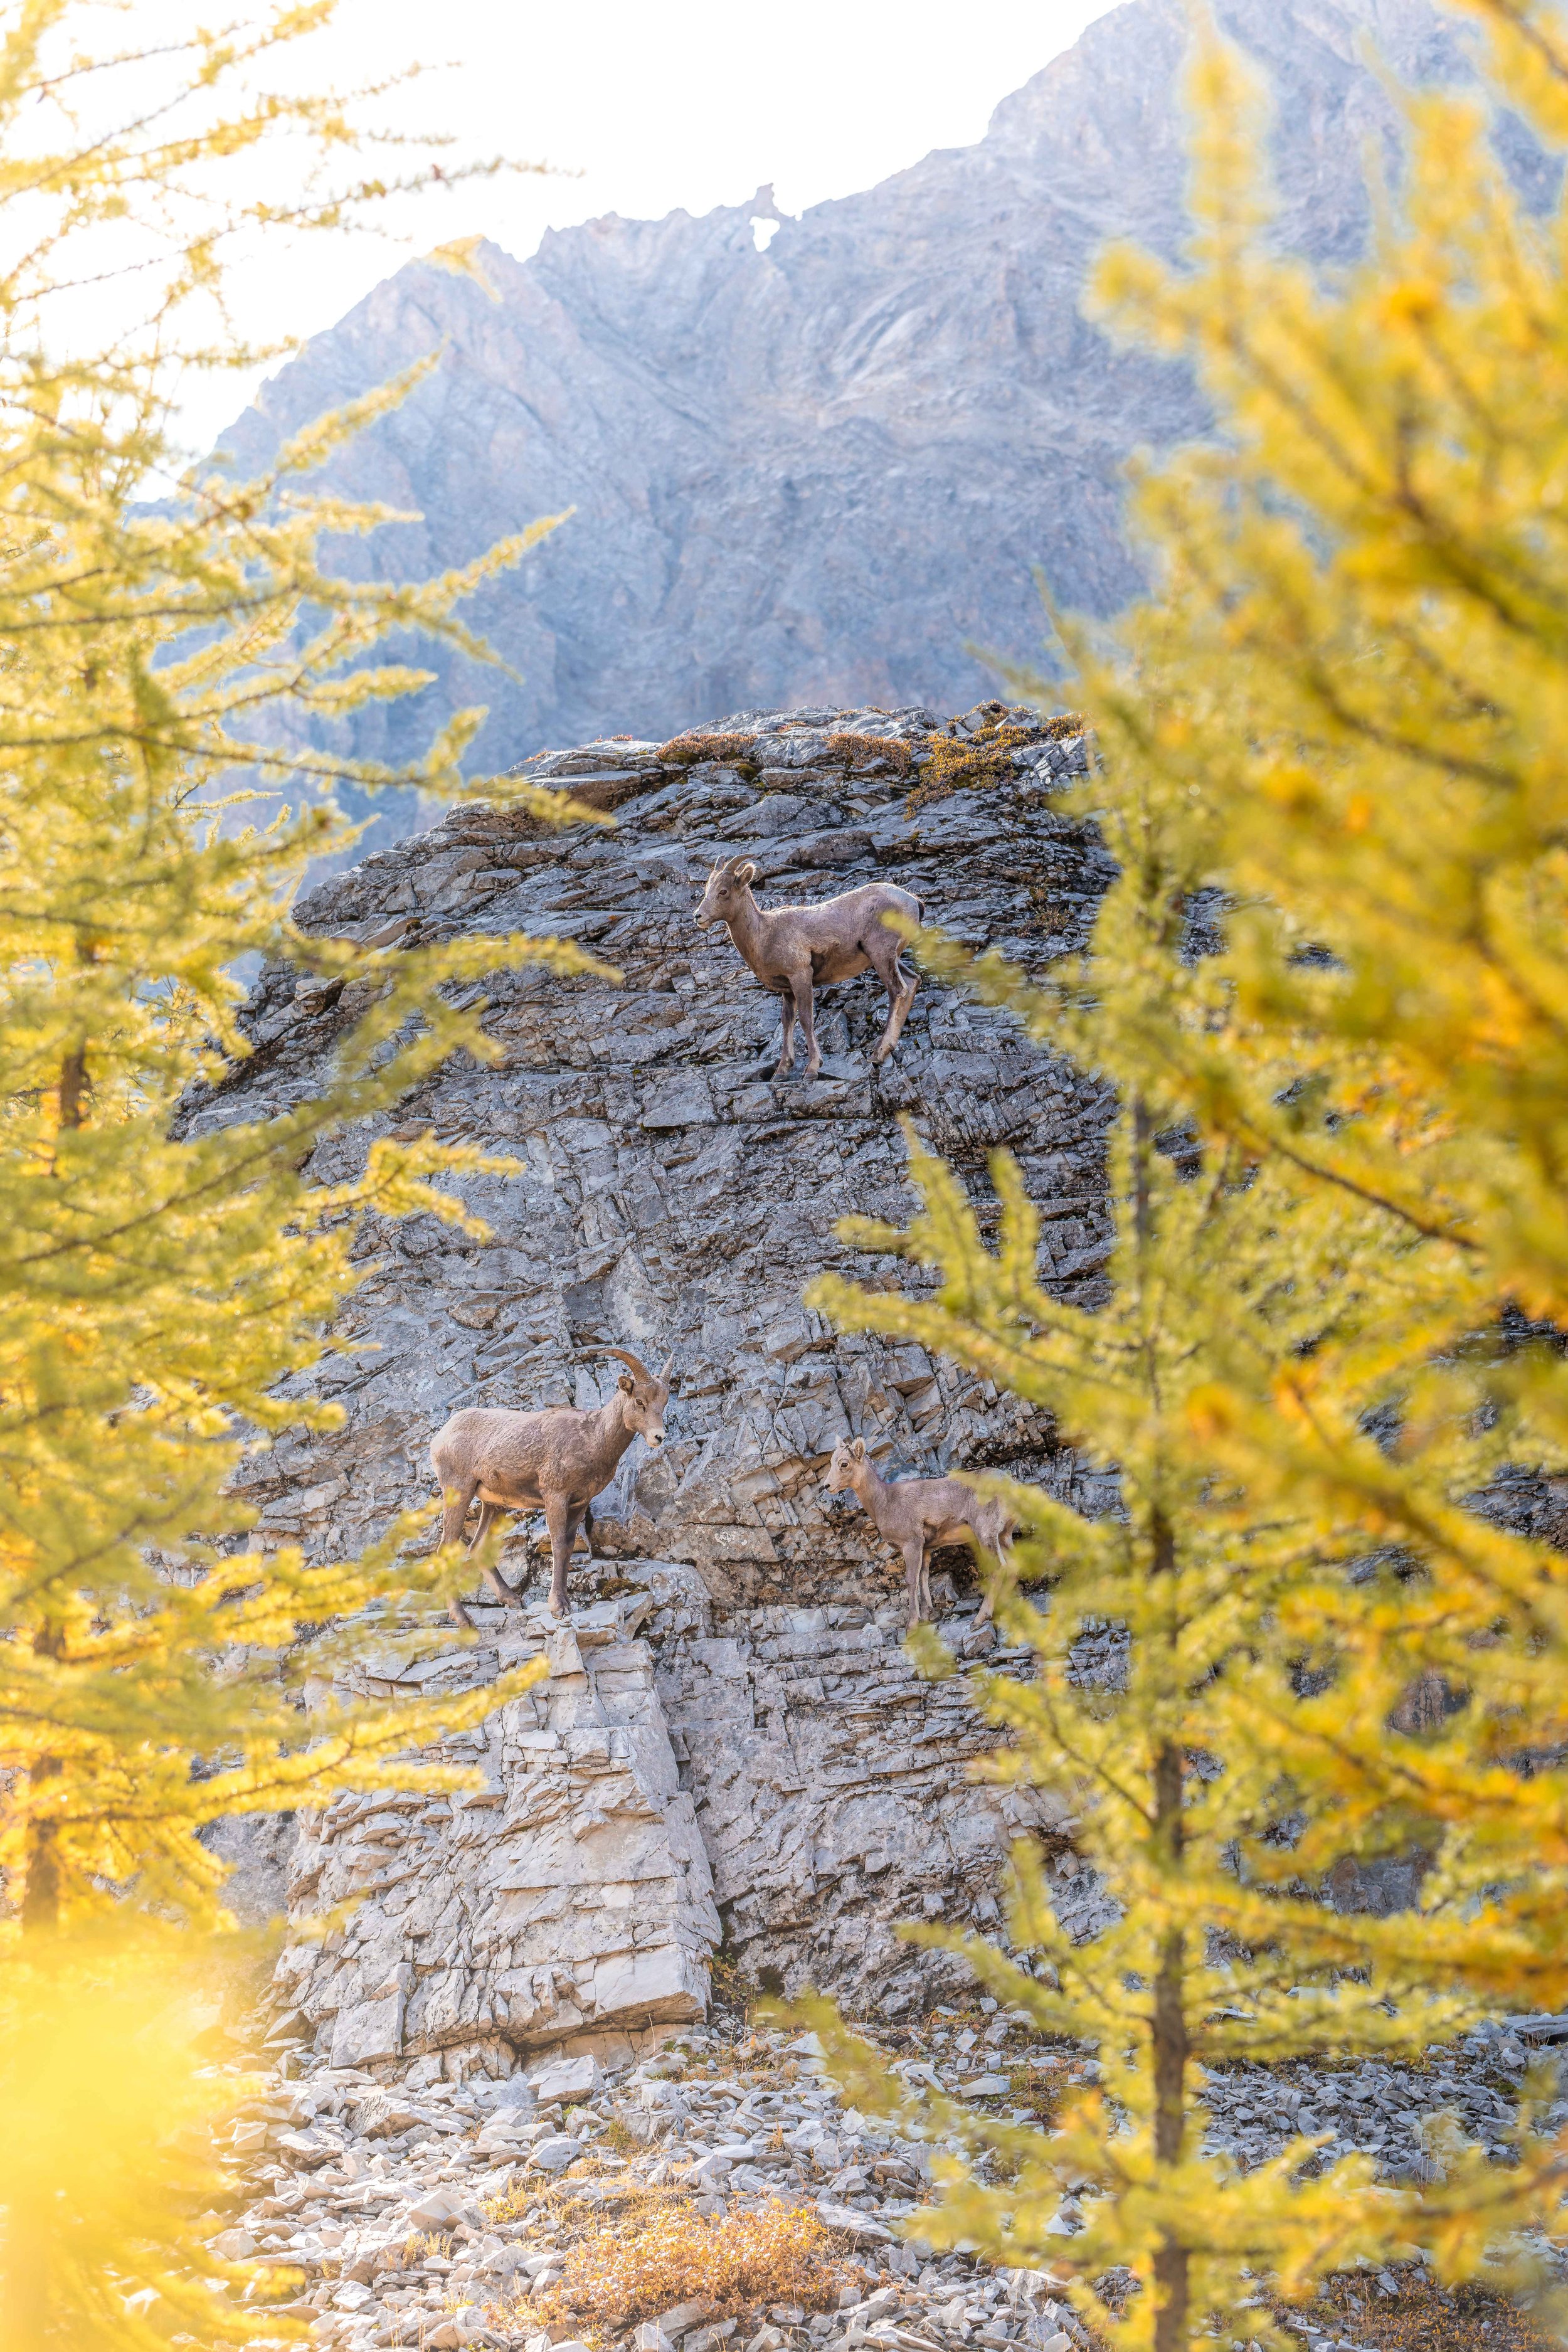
top-left (566, 1500), bottom-right (592, 1559)
top-left (962, 1518), bottom-right (995, 1628)
top-left (867, 928), bottom-right (918, 1067)
top-left (580, 1497), bottom-right (598, 1557)
top-left (439, 1476), bottom-right (479, 1554)
top-left (792, 970), bottom-right (822, 1079)
top-left (973, 1536), bottom-right (995, 1629)
top-left (544, 1491), bottom-right (575, 1617)
top-left (440, 1475), bottom-right (484, 1626)
top-left (774, 987), bottom-right (797, 1078)
top-left (902, 1535), bottom-right (927, 1628)
top-left (972, 1515), bottom-right (1015, 1628)
top-left (470, 1498), bottom-right (507, 1601)
top-left (470, 1502), bottom-right (526, 1606)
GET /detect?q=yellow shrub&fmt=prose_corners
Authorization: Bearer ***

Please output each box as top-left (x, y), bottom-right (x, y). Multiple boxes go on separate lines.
top-left (908, 705), bottom-right (1071, 811)
top-left (506, 2198), bottom-right (845, 2341)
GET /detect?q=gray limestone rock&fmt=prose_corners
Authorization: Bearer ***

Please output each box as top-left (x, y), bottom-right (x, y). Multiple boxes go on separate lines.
top-left (280, 1597), bottom-right (718, 2070)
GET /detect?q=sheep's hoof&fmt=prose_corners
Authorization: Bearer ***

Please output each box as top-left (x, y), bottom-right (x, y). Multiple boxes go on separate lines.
top-left (803, 1061), bottom-right (824, 1081)
top-left (771, 1061), bottom-right (793, 1080)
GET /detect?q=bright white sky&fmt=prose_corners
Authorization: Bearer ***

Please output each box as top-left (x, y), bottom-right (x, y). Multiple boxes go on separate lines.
top-left (162, 0), bottom-right (1113, 446)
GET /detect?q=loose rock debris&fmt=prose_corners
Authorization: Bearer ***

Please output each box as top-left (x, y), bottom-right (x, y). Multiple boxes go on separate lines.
top-left (215, 2010), bottom-right (1564, 2351)
top-left (1274, 2268), bottom-right (1560, 2352)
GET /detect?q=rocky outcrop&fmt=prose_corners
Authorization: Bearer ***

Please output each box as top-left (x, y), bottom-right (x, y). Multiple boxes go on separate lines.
top-left (275, 1593), bottom-right (718, 2075)
top-left (211, 0), bottom-right (1532, 839)
top-left (200, 703), bottom-right (1116, 2070)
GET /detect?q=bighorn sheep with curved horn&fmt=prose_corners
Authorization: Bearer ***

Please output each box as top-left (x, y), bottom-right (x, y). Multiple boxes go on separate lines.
top-left (430, 1348), bottom-right (674, 1624)
top-left (694, 857), bottom-right (923, 1079)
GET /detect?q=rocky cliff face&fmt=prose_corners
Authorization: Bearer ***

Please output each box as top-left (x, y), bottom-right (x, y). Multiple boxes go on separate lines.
top-left (198, 706), bottom-right (1122, 2074)
top-left (214, 0), bottom-right (1524, 851)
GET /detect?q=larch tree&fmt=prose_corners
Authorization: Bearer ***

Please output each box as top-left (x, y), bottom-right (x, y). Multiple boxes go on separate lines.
top-left (805, 916), bottom-right (1539, 2352)
top-left (1069, 0), bottom-right (1568, 2055)
top-left (801, 0), bottom-right (1568, 2341)
top-left (0, 3), bottom-right (598, 2339)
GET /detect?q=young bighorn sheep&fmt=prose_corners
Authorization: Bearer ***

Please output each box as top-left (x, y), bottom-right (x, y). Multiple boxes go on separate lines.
top-left (694, 857), bottom-right (922, 1078)
top-left (825, 1436), bottom-right (1015, 1628)
top-left (430, 1348), bottom-right (674, 1624)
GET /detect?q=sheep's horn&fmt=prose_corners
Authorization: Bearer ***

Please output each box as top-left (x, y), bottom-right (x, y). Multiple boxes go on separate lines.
top-left (594, 1345), bottom-right (655, 1384)
top-left (658, 1352), bottom-right (675, 1384)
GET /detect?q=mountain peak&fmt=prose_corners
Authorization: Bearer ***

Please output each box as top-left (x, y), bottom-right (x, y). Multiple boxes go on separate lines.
top-left (223, 0), bottom-right (1497, 858)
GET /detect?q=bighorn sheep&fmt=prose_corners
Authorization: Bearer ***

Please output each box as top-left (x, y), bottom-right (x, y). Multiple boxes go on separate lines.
top-left (430, 1348), bottom-right (673, 1624)
top-left (825, 1436), bottom-right (1015, 1628)
top-left (694, 858), bottom-right (923, 1078)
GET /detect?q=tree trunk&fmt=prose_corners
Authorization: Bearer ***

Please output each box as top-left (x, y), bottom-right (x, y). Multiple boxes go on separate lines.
top-left (20, 1760), bottom-right (62, 1936)
top-left (10, 1761), bottom-right (63, 2346)
top-left (58, 1042), bottom-right (88, 1131)
top-left (21, 1615), bottom-right (66, 1936)
top-left (1151, 1766), bottom-right (1190, 2352)
top-left (1150, 1486), bottom-right (1190, 2352)
top-left (1, 2180), bottom-right (50, 2348)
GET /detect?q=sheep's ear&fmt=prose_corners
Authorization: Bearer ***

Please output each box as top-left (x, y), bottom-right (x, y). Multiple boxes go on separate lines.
top-left (618, 1372), bottom-right (634, 1392)
top-left (736, 860), bottom-right (757, 884)
top-left (852, 1438), bottom-right (867, 1459)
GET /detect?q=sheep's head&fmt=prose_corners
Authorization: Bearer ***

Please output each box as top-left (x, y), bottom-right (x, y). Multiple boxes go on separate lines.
top-left (597, 1348), bottom-right (674, 1447)
top-left (825, 1436), bottom-right (867, 1493)
top-left (694, 857), bottom-right (757, 928)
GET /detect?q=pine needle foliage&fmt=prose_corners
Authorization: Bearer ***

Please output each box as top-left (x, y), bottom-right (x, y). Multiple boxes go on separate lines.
top-left (807, 1064), bottom-right (1545, 2349)
top-left (0, 4), bottom-right (590, 2336)
top-left (1056, 0), bottom-right (1568, 2062)
top-left (800, 3), bottom-right (1568, 2338)
top-left (0, 0), bottom-right (594, 1944)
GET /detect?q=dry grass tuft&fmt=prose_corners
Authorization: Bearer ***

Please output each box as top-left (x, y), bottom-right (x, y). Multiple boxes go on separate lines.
top-left (1005, 2060), bottom-right (1064, 2127)
top-left (657, 733), bottom-right (759, 768)
top-left (824, 732), bottom-right (913, 775)
top-left (499, 2196), bottom-right (845, 2343)
top-left (403, 2226), bottom-right (452, 2264)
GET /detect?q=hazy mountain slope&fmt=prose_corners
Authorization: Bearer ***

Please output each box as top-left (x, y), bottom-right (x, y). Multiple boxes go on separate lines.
top-left (217, 0), bottom-right (1517, 799)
